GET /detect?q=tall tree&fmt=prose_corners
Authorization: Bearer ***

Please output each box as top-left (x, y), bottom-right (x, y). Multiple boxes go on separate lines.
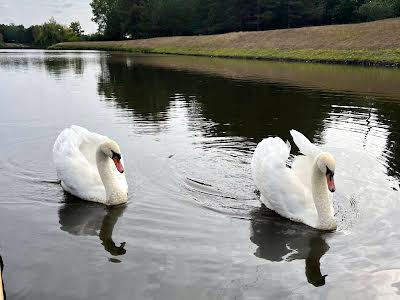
top-left (69, 21), bottom-right (84, 36)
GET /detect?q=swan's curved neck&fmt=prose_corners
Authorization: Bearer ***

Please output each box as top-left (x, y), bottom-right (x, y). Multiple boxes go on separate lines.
top-left (311, 160), bottom-right (336, 230)
top-left (96, 147), bottom-right (124, 205)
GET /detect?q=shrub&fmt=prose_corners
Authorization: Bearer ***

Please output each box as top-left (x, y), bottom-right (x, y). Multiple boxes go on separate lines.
top-left (358, 0), bottom-right (396, 21)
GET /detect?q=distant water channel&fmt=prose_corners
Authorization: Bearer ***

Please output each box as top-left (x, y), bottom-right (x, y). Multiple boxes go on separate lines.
top-left (0, 50), bottom-right (400, 299)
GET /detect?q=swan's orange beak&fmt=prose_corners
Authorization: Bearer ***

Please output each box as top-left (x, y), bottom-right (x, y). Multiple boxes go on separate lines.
top-left (326, 174), bottom-right (335, 192)
top-left (113, 157), bottom-right (124, 173)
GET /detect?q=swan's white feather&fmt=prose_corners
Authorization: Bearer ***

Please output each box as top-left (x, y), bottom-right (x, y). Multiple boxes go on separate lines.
top-left (53, 125), bottom-right (128, 203)
top-left (291, 155), bottom-right (314, 189)
top-left (290, 129), bottom-right (321, 158)
top-left (251, 137), bottom-right (318, 227)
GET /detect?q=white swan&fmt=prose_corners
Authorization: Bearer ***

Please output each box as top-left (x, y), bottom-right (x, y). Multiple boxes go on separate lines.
top-left (251, 130), bottom-right (336, 230)
top-left (53, 125), bottom-right (128, 206)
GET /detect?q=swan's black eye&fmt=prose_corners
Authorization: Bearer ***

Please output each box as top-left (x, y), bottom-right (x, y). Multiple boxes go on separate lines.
top-left (111, 150), bottom-right (121, 160)
top-left (326, 167), bottom-right (334, 177)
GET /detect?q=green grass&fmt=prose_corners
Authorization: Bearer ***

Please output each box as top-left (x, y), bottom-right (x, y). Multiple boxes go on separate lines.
top-left (49, 43), bottom-right (400, 66)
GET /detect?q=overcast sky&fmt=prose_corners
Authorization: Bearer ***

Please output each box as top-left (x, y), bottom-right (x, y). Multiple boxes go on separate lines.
top-left (0, 0), bottom-right (97, 33)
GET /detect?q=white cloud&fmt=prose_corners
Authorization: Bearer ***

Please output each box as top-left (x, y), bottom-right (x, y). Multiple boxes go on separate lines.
top-left (1, 17), bottom-right (15, 24)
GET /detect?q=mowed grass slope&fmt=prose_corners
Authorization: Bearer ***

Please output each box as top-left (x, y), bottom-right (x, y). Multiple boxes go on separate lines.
top-left (51, 18), bottom-right (400, 66)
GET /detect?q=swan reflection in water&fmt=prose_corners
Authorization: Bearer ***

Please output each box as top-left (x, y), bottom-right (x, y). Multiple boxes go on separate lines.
top-left (250, 205), bottom-right (330, 287)
top-left (58, 194), bottom-right (127, 259)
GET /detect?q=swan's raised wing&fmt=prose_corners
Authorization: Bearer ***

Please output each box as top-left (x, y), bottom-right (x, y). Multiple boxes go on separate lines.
top-left (251, 137), bottom-right (311, 221)
top-left (290, 130), bottom-right (321, 158)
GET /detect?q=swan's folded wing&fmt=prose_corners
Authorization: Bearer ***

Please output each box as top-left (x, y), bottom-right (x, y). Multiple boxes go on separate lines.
top-left (290, 130), bottom-right (321, 158)
top-left (54, 126), bottom-right (104, 169)
top-left (251, 137), bottom-right (310, 220)
top-left (71, 125), bottom-right (107, 166)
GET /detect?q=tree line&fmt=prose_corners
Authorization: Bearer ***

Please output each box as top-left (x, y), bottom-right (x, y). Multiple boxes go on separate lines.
top-left (91, 0), bottom-right (400, 39)
top-left (0, 19), bottom-right (92, 47)
top-left (1, 0), bottom-right (399, 47)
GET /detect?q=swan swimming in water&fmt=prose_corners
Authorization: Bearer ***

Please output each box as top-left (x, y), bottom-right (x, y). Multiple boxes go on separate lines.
top-left (251, 130), bottom-right (337, 230)
top-left (53, 125), bottom-right (128, 206)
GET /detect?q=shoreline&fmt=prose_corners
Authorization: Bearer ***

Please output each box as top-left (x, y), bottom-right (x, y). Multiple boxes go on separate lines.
top-left (50, 18), bottom-right (400, 67)
top-left (0, 43), bottom-right (35, 49)
top-left (49, 43), bottom-right (400, 67)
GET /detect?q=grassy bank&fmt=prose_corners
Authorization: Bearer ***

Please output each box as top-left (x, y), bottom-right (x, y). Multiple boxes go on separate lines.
top-left (0, 43), bottom-right (34, 49)
top-left (50, 18), bottom-right (400, 66)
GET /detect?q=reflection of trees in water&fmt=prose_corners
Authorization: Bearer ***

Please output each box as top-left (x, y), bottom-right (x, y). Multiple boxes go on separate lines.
top-left (44, 57), bottom-right (84, 77)
top-left (186, 77), bottom-right (330, 143)
top-left (250, 206), bottom-right (330, 287)
top-left (58, 194), bottom-right (127, 258)
top-left (375, 102), bottom-right (400, 180)
top-left (0, 56), bottom-right (30, 70)
top-left (97, 56), bottom-right (173, 122)
top-left (97, 55), bottom-right (328, 142)
top-left (98, 54), bottom-right (400, 179)
top-left (0, 55), bottom-right (84, 77)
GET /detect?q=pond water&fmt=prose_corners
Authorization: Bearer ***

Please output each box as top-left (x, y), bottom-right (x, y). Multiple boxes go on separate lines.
top-left (0, 50), bottom-right (399, 299)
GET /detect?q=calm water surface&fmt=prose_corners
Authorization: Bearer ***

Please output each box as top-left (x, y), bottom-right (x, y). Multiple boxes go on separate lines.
top-left (0, 50), bottom-right (400, 299)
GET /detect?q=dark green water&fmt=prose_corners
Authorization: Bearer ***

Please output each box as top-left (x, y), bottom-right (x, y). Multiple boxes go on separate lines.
top-left (0, 50), bottom-right (399, 299)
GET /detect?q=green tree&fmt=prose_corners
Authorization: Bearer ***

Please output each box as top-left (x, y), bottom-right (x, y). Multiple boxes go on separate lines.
top-left (88, 0), bottom-right (400, 39)
top-left (91, 0), bottom-right (125, 39)
top-left (358, 0), bottom-right (396, 21)
top-left (69, 21), bottom-right (84, 36)
top-left (24, 26), bottom-right (34, 44)
top-left (90, 0), bottom-right (113, 34)
top-left (324, 0), bottom-right (359, 24)
top-left (33, 18), bottom-right (66, 47)
top-left (0, 23), bottom-right (25, 42)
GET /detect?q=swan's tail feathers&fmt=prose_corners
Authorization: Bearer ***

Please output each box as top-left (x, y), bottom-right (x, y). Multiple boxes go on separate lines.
top-left (290, 129), bottom-right (321, 157)
top-left (251, 137), bottom-right (290, 198)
